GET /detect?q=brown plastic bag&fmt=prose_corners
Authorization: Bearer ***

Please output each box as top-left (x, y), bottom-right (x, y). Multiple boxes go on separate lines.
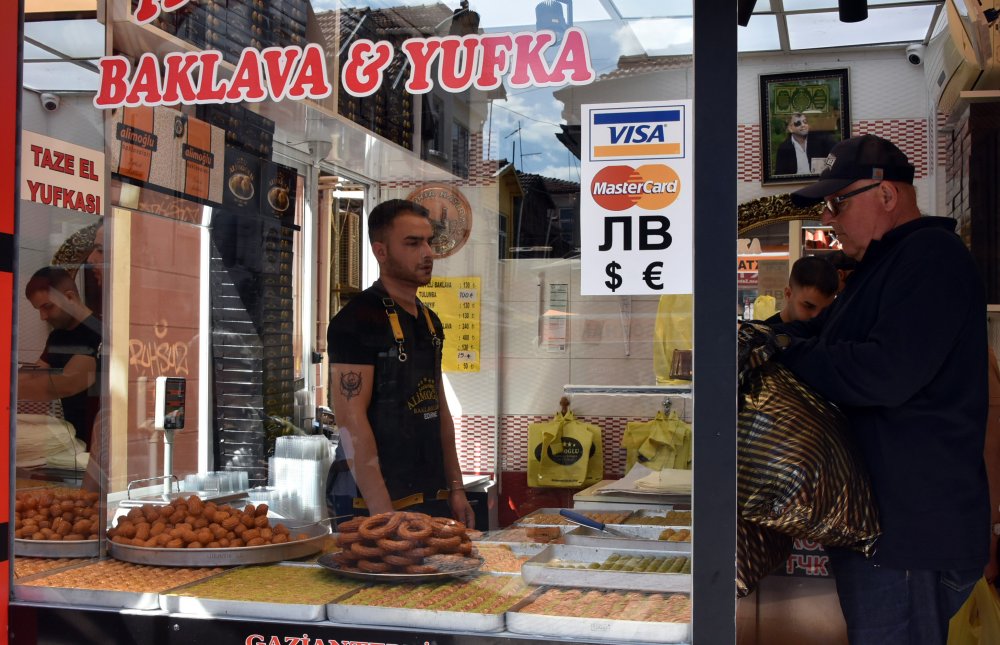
top-left (737, 323), bottom-right (880, 555)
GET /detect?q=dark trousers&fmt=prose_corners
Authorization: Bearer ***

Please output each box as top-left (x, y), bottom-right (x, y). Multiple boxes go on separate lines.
top-left (827, 546), bottom-right (981, 645)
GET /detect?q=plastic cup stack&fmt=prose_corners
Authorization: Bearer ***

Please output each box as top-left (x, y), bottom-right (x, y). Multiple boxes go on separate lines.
top-left (269, 435), bottom-right (334, 522)
top-left (182, 470), bottom-right (249, 494)
top-left (248, 486), bottom-right (301, 520)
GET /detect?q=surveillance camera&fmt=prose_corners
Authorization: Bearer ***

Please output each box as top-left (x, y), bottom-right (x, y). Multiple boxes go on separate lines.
top-left (905, 44), bottom-right (925, 66)
top-left (40, 92), bottom-right (60, 112)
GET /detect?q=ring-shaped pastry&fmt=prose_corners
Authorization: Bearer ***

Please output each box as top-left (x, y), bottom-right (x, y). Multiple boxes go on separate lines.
top-left (336, 531), bottom-right (363, 547)
top-left (337, 517), bottom-right (365, 533)
top-left (427, 535), bottom-right (461, 552)
top-left (408, 545), bottom-right (437, 558)
top-left (456, 541), bottom-right (473, 555)
top-left (350, 541), bottom-right (385, 559)
top-left (383, 553), bottom-right (420, 567)
top-left (358, 512), bottom-right (403, 541)
top-left (430, 517), bottom-right (466, 538)
top-left (357, 559), bottom-right (392, 573)
top-left (397, 519), bottom-right (433, 541)
top-left (377, 537), bottom-right (415, 553)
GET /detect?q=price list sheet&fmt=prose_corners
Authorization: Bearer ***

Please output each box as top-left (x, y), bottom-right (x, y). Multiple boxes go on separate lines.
top-left (419, 277), bottom-right (481, 372)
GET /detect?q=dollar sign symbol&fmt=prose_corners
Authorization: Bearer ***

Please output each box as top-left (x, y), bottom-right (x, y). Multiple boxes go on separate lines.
top-left (605, 261), bottom-right (623, 292)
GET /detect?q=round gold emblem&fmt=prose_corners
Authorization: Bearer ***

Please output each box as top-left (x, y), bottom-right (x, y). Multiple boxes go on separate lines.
top-left (406, 184), bottom-right (473, 258)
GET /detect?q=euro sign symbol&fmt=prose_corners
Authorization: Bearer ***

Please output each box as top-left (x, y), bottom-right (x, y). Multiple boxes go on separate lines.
top-left (643, 261), bottom-right (664, 290)
top-left (605, 261), bottom-right (623, 292)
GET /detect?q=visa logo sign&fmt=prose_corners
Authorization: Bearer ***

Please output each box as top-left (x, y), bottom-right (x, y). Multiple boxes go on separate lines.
top-left (590, 107), bottom-right (685, 160)
top-left (610, 124), bottom-right (667, 144)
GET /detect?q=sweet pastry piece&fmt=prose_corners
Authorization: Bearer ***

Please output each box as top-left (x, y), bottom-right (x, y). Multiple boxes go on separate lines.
top-left (14, 557), bottom-right (91, 579)
top-left (547, 553), bottom-right (691, 573)
top-left (624, 510), bottom-right (692, 526)
top-left (476, 544), bottom-right (531, 573)
top-left (658, 528), bottom-right (691, 542)
top-left (106, 496), bottom-right (310, 549)
top-left (14, 489), bottom-right (100, 541)
top-left (20, 559), bottom-right (223, 592)
top-left (339, 574), bottom-right (531, 613)
top-left (168, 564), bottom-right (361, 604)
top-left (516, 588), bottom-right (691, 622)
top-left (333, 511), bottom-right (477, 574)
top-left (515, 511), bottom-right (632, 526)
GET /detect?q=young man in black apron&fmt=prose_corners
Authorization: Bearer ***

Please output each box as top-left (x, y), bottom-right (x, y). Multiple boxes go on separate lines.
top-left (326, 199), bottom-right (474, 528)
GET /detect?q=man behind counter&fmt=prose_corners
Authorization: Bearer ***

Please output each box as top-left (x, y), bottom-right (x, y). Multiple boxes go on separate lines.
top-left (327, 199), bottom-right (474, 528)
top-left (18, 266), bottom-right (101, 449)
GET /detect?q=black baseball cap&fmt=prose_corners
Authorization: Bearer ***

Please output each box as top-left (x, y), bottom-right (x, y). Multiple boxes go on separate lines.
top-left (790, 134), bottom-right (916, 207)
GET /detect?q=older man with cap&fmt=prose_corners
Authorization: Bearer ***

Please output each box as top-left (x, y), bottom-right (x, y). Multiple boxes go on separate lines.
top-left (770, 134), bottom-right (990, 645)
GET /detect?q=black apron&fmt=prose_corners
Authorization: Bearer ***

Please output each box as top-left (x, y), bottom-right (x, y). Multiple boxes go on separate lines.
top-left (365, 283), bottom-right (447, 502)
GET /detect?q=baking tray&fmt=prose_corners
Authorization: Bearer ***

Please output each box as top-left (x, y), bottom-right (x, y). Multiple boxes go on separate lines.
top-left (317, 552), bottom-right (483, 583)
top-left (109, 521), bottom-right (329, 567)
top-left (14, 539), bottom-right (99, 558)
top-left (329, 600), bottom-right (505, 633)
top-left (513, 508), bottom-right (634, 526)
top-left (564, 526), bottom-right (691, 552)
top-left (13, 561), bottom-right (178, 610)
top-left (506, 608), bottom-right (690, 643)
top-left (327, 575), bottom-right (532, 632)
top-left (521, 545), bottom-right (691, 593)
top-left (161, 563), bottom-right (361, 621)
top-left (622, 509), bottom-right (693, 526)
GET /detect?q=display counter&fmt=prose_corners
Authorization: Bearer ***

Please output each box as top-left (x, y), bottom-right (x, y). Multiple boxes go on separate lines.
top-left (10, 504), bottom-right (692, 645)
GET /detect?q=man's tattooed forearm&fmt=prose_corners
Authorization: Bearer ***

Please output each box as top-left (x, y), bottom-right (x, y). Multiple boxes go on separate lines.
top-left (340, 371), bottom-right (362, 400)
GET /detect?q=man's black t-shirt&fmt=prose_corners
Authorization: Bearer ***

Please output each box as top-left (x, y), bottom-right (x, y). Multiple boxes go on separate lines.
top-left (41, 315), bottom-right (101, 448)
top-left (327, 282), bottom-right (447, 501)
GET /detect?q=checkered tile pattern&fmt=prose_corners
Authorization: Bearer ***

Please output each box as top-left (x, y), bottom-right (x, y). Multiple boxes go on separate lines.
top-left (936, 112), bottom-right (949, 168)
top-left (851, 119), bottom-right (929, 178)
top-left (738, 124), bottom-right (762, 182)
top-left (16, 400), bottom-right (61, 416)
top-left (737, 119), bottom-right (930, 183)
top-left (454, 414), bottom-right (496, 474)
top-left (499, 414), bottom-right (636, 478)
top-left (382, 133), bottom-right (500, 190)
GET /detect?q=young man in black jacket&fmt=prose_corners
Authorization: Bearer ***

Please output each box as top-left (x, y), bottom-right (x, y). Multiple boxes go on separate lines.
top-left (772, 134), bottom-right (989, 645)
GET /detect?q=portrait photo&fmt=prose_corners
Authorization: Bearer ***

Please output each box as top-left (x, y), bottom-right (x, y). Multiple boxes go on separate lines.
top-left (759, 68), bottom-right (850, 184)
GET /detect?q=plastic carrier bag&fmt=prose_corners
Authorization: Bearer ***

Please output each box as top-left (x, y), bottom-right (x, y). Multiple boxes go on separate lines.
top-left (653, 294), bottom-right (693, 385)
top-left (623, 410), bottom-right (691, 472)
top-left (527, 411), bottom-right (602, 488)
top-left (737, 517), bottom-right (793, 598)
top-left (947, 578), bottom-right (1000, 645)
top-left (737, 323), bottom-right (880, 554)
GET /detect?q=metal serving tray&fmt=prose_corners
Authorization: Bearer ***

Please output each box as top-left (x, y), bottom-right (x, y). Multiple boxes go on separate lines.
top-left (328, 601), bottom-right (506, 633)
top-left (521, 545), bottom-right (691, 593)
top-left (14, 539), bottom-right (99, 558)
top-left (513, 508), bottom-right (634, 526)
top-left (623, 509), bottom-right (693, 526)
top-left (161, 564), bottom-right (361, 622)
top-left (505, 608), bottom-right (690, 643)
top-left (13, 563), bottom-right (161, 610)
top-left (109, 521), bottom-right (329, 567)
top-left (564, 526), bottom-right (691, 552)
top-left (326, 574), bottom-right (532, 633)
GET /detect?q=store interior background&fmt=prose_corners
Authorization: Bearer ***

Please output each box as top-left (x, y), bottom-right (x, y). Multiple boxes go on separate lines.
top-left (12, 1), bottom-right (1000, 643)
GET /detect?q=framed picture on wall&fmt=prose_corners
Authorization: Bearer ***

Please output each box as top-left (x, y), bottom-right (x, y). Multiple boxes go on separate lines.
top-left (759, 68), bottom-right (850, 185)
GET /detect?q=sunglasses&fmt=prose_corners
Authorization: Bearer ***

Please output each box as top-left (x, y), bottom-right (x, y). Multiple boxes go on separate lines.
top-left (792, 119), bottom-right (806, 127)
top-left (823, 182), bottom-right (882, 216)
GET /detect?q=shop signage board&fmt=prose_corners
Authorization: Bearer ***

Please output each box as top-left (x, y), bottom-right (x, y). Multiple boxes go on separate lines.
top-left (94, 3), bottom-right (596, 109)
top-left (418, 277), bottom-right (481, 373)
top-left (21, 131), bottom-right (105, 216)
top-left (579, 101), bottom-right (693, 295)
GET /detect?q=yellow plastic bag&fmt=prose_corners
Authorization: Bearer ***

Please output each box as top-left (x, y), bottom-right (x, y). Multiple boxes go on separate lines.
top-left (573, 416), bottom-right (603, 486)
top-left (527, 412), bottom-right (594, 488)
top-left (948, 578), bottom-right (1000, 645)
top-left (753, 295), bottom-right (777, 321)
top-left (653, 294), bottom-right (693, 385)
top-left (622, 411), bottom-right (691, 472)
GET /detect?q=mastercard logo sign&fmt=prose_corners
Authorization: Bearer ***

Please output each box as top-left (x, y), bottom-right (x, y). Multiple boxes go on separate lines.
top-left (590, 164), bottom-right (681, 211)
